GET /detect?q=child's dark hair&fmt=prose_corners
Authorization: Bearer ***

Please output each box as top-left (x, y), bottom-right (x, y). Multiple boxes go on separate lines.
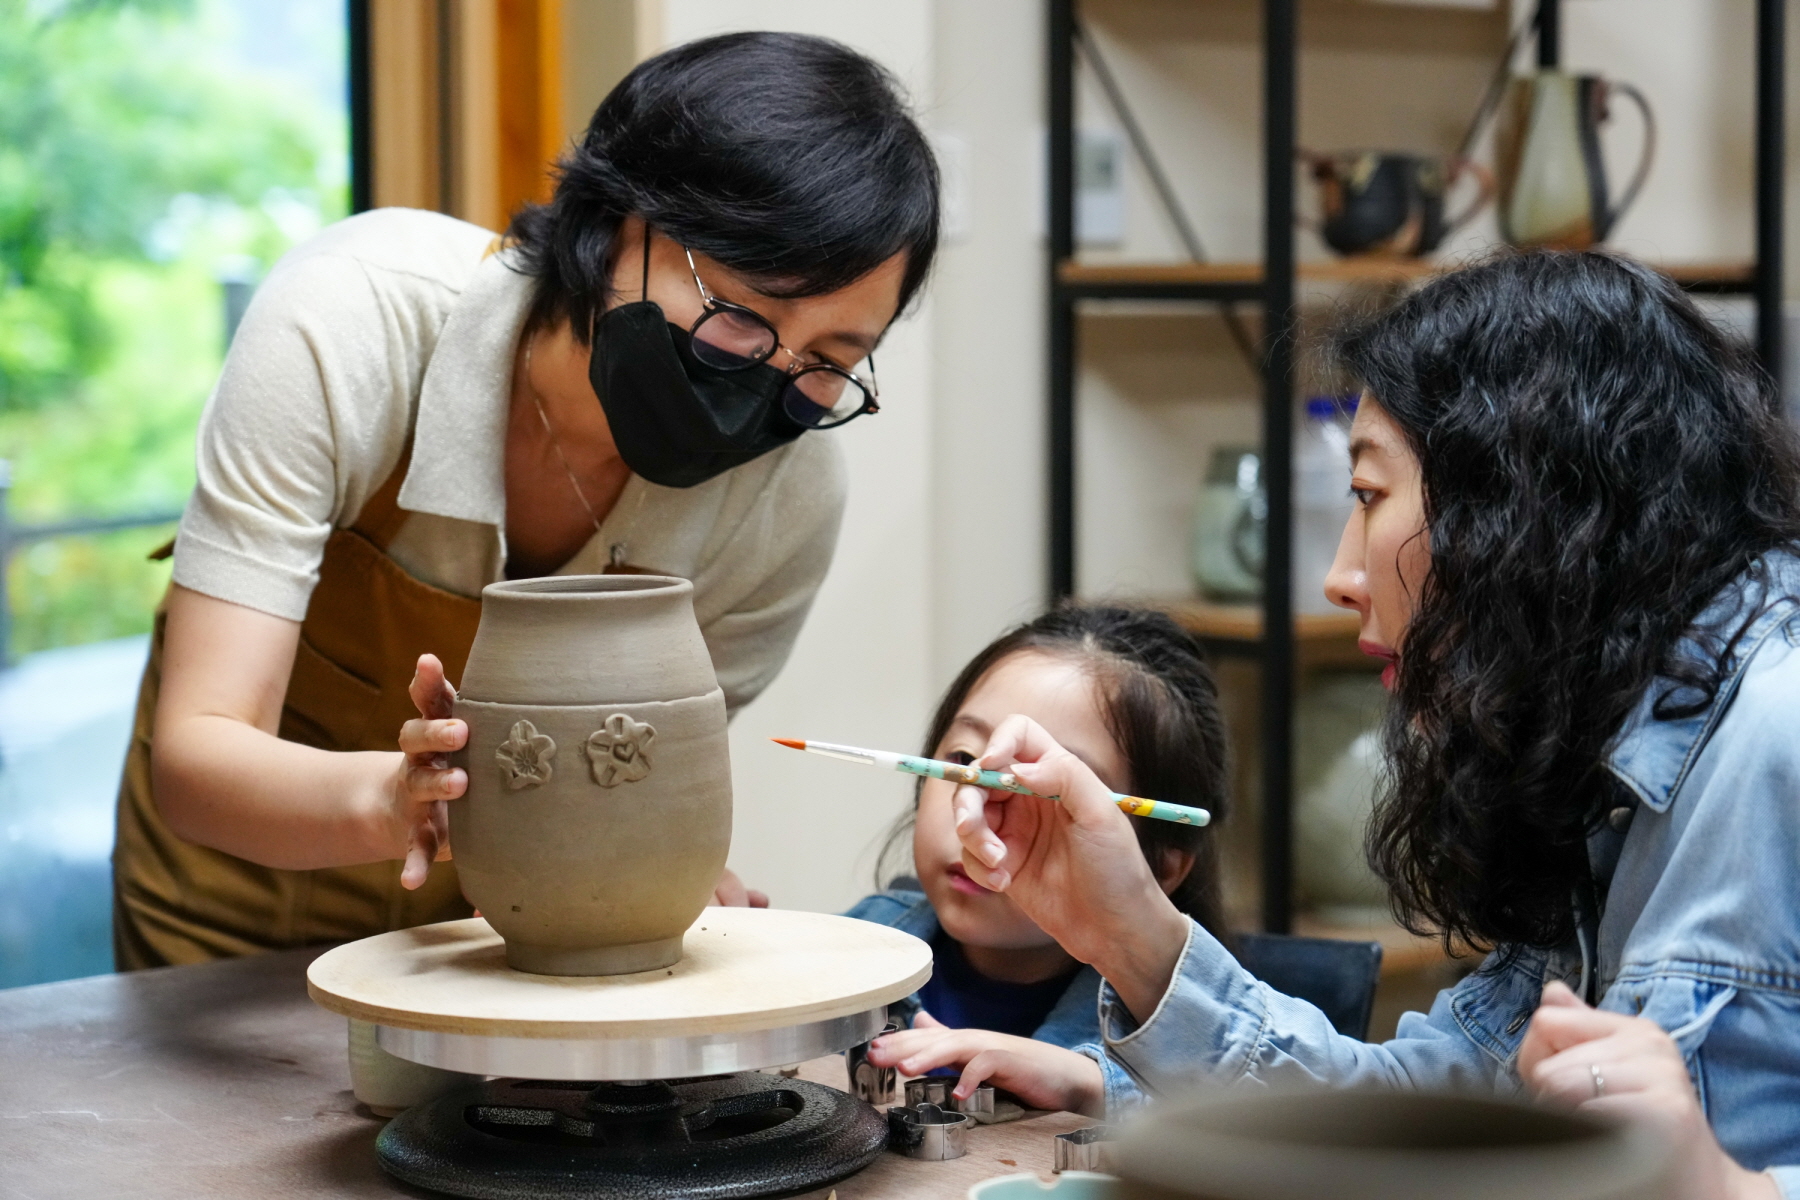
top-left (880, 605), bottom-right (1232, 939)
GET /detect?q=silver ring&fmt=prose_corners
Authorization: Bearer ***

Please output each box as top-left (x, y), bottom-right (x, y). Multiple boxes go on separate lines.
top-left (1590, 1063), bottom-right (1606, 1098)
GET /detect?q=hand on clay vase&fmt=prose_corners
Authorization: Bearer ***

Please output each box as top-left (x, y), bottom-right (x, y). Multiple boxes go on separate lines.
top-left (394, 654), bottom-right (468, 890)
top-left (1519, 981), bottom-right (1778, 1200)
top-left (864, 1010), bottom-right (1105, 1117)
top-left (711, 868), bottom-right (769, 908)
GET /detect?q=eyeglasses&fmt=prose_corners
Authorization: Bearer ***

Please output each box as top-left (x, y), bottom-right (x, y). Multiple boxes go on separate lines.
top-left (682, 247), bottom-right (881, 430)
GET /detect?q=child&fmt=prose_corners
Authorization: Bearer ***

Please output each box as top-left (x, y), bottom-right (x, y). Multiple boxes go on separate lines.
top-left (845, 605), bottom-right (1232, 1114)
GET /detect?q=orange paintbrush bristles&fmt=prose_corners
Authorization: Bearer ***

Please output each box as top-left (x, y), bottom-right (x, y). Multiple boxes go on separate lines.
top-left (770, 737), bottom-right (806, 750)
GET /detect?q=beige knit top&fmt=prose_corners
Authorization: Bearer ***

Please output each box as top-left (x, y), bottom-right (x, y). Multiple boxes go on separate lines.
top-left (172, 208), bottom-right (847, 715)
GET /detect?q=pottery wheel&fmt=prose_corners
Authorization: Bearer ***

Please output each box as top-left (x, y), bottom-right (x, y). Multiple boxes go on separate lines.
top-left (307, 906), bottom-right (932, 1080)
top-left (376, 1075), bottom-right (887, 1200)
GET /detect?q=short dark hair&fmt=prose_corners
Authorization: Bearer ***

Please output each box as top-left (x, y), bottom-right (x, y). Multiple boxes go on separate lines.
top-left (1334, 250), bottom-right (1800, 955)
top-left (507, 31), bottom-right (940, 342)
top-left (879, 605), bottom-right (1233, 940)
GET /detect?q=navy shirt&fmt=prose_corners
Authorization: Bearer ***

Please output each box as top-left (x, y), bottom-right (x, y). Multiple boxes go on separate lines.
top-left (916, 928), bottom-right (1082, 1038)
top-left (843, 889), bottom-right (1107, 1054)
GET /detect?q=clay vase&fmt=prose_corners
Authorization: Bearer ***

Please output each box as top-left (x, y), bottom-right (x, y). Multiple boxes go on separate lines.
top-left (448, 575), bottom-right (730, 976)
top-left (1113, 1088), bottom-right (1673, 1200)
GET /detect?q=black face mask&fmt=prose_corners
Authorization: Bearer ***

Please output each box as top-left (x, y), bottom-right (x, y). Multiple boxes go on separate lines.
top-left (588, 300), bottom-right (804, 489)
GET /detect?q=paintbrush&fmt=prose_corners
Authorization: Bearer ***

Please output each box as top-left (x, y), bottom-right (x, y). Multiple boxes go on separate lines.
top-left (771, 737), bottom-right (1210, 827)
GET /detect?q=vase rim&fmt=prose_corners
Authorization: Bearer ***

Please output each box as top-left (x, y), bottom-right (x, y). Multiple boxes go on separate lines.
top-left (481, 574), bottom-right (692, 602)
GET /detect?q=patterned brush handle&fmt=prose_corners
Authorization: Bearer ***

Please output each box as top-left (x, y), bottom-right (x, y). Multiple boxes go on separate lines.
top-left (895, 755), bottom-right (1210, 827)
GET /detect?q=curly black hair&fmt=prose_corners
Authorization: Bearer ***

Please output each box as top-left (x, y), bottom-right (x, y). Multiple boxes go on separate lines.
top-left (506, 31), bottom-right (939, 342)
top-left (878, 605), bottom-right (1233, 940)
top-left (1334, 250), bottom-right (1800, 954)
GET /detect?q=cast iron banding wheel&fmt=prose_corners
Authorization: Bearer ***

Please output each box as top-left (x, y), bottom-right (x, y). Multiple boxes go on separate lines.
top-left (376, 1073), bottom-right (888, 1200)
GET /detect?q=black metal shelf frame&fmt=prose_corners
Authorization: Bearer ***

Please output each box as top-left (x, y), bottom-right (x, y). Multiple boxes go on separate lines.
top-left (1046, 0), bottom-right (1785, 934)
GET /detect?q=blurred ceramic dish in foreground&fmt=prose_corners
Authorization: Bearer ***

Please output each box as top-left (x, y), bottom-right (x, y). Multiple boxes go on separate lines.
top-left (971, 1171), bottom-right (1121, 1200)
top-left (1111, 1088), bottom-right (1672, 1200)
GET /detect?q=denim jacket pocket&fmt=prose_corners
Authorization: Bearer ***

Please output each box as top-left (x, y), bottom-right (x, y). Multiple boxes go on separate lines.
top-left (1604, 973), bottom-right (1738, 1110)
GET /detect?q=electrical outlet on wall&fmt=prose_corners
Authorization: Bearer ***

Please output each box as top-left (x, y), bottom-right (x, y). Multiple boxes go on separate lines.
top-left (1076, 128), bottom-right (1126, 247)
top-left (1028, 126), bottom-right (1129, 246)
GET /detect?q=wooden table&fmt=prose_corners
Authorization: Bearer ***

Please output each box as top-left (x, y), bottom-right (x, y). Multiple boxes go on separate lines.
top-left (0, 948), bottom-right (1094, 1199)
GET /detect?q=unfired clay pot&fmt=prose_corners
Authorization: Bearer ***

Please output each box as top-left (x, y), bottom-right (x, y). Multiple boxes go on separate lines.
top-left (449, 575), bottom-right (730, 976)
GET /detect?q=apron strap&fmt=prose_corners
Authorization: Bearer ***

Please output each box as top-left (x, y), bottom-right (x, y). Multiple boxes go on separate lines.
top-left (352, 442), bottom-right (415, 552)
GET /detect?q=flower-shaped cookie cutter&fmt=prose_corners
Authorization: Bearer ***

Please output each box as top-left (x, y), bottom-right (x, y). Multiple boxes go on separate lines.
top-left (585, 713), bottom-right (655, 787)
top-left (496, 720), bottom-right (556, 790)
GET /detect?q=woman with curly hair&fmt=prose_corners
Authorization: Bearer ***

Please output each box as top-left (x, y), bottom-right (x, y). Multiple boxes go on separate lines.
top-left (931, 253), bottom-right (1800, 1197)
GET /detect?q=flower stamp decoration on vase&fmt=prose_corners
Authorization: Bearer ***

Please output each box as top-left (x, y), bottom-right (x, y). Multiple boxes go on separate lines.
top-left (587, 714), bottom-right (655, 787)
top-left (496, 720), bottom-right (556, 789)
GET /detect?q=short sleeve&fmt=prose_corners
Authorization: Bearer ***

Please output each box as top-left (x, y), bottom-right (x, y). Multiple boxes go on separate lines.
top-left (170, 223), bottom-right (449, 621)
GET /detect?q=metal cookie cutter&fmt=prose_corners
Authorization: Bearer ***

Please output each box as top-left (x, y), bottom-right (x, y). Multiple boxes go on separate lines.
top-left (887, 1102), bottom-right (971, 1161)
top-left (1053, 1124), bottom-right (1117, 1173)
top-left (903, 1077), bottom-right (1014, 1123)
top-left (846, 1022), bottom-right (899, 1105)
top-left (903, 1076), bottom-right (953, 1108)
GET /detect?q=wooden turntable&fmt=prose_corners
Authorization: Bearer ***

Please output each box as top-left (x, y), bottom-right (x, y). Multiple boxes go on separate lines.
top-left (307, 906), bottom-right (933, 1199)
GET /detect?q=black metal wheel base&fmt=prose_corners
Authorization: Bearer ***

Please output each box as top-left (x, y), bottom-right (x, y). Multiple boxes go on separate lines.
top-left (376, 1074), bottom-right (887, 1200)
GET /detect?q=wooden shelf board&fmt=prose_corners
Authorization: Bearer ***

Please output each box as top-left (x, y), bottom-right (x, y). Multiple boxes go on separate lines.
top-left (1153, 598), bottom-right (1364, 645)
top-left (1059, 258), bottom-right (1756, 289)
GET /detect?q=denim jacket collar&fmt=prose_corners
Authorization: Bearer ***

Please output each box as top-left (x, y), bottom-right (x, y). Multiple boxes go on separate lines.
top-left (1607, 550), bottom-right (1800, 814)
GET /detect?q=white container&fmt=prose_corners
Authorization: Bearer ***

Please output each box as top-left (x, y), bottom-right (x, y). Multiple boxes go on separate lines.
top-left (346, 1018), bottom-right (477, 1117)
top-left (1294, 397), bottom-right (1354, 614)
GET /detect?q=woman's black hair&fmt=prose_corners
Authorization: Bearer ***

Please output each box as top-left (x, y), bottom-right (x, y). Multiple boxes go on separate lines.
top-left (1333, 250), bottom-right (1800, 954)
top-left (507, 31), bottom-right (939, 341)
top-left (878, 605), bottom-right (1232, 940)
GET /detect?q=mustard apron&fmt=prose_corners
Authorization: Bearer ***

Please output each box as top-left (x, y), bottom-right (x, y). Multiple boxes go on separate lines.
top-left (111, 448), bottom-right (481, 969)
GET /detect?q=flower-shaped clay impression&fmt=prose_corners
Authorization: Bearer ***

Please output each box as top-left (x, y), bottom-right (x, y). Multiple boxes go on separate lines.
top-left (586, 713), bottom-right (655, 787)
top-left (496, 720), bottom-right (556, 790)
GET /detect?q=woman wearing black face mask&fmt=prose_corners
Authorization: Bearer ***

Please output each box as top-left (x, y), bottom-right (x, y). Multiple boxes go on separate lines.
top-left (111, 32), bottom-right (938, 971)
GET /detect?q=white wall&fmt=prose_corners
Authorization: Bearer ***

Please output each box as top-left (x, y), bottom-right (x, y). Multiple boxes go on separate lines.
top-left (925, 1), bottom-right (1051, 690)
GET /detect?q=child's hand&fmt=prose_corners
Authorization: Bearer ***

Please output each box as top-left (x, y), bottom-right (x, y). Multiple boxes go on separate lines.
top-left (863, 1011), bottom-right (1106, 1118)
top-left (1519, 982), bottom-right (1777, 1200)
top-left (948, 713), bottom-right (1190, 1023)
top-left (711, 867), bottom-right (769, 907)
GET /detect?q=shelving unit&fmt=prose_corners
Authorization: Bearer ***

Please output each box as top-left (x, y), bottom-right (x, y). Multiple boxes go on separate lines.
top-left (1046, 0), bottom-right (1786, 934)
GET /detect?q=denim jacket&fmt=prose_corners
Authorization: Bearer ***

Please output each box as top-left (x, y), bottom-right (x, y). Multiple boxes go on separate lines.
top-left (1096, 554), bottom-right (1800, 1196)
top-left (845, 889), bottom-right (1105, 1052)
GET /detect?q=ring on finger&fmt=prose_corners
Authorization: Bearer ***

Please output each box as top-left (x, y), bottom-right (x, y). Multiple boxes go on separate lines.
top-left (1589, 1063), bottom-right (1606, 1098)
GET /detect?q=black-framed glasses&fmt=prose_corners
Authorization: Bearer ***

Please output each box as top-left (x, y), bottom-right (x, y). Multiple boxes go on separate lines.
top-left (682, 247), bottom-right (880, 430)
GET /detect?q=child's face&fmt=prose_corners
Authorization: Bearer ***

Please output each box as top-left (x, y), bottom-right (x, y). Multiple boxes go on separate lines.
top-left (913, 650), bottom-right (1128, 951)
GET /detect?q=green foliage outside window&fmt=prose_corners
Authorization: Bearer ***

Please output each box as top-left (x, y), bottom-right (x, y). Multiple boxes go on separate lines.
top-left (0, 0), bottom-right (346, 654)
